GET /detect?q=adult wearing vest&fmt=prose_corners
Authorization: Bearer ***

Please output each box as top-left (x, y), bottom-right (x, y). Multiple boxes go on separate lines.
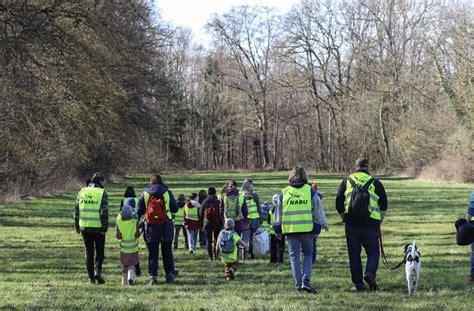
top-left (74, 172), bottom-right (109, 284)
top-left (137, 174), bottom-right (178, 285)
top-left (240, 179), bottom-right (262, 259)
top-left (219, 180), bottom-right (248, 236)
top-left (335, 157), bottom-right (388, 292)
top-left (273, 166), bottom-right (326, 294)
top-left (200, 187), bottom-right (222, 261)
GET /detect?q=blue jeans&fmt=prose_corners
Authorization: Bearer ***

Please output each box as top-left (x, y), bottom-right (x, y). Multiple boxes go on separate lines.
top-left (345, 226), bottom-right (380, 289)
top-left (312, 237), bottom-right (317, 264)
top-left (470, 243), bottom-right (474, 275)
top-left (147, 240), bottom-right (174, 278)
top-left (187, 229), bottom-right (197, 252)
top-left (287, 233), bottom-right (313, 289)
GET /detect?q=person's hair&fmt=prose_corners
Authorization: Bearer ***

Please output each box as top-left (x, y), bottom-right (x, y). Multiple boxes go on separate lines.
top-left (149, 174), bottom-right (167, 188)
top-left (355, 157), bottom-right (369, 170)
top-left (85, 178), bottom-right (91, 186)
top-left (288, 165), bottom-right (308, 183)
top-left (241, 178), bottom-right (254, 193)
top-left (227, 180), bottom-right (237, 189)
top-left (92, 172), bottom-right (105, 184)
top-left (190, 192), bottom-right (198, 200)
top-left (178, 194), bottom-right (186, 202)
top-left (124, 186), bottom-right (136, 198)
top-left (198, 189), bottom-right (207, 199)
top-left (220, 184), bottom-right (227, 194)
top-left (208, 187), bottom-right (216, 195)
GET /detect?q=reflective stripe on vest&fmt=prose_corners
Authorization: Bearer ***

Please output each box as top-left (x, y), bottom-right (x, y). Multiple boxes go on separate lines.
top-left (245, 195), bottom-right (260, 219)
top-left (185, 203), bottom-right (199, 221)
top-left (343, 172), bottom-right (381, 220)
top-left (144, 191), bottom-right (172, 220)
top-left (174, 207), bottom-right (185, 225)
top-left (221, 233), bottom-right (240, 263)
top-left (282, 184), bottom-right (313, 234)
top-left (116, 214), bottom-right (139, 253)
top-left (78, 187), bottom-right (104, 228)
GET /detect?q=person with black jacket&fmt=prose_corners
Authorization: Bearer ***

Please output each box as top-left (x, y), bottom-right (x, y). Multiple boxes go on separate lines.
top-left (74, 172), bottom-right (108, 284)
top-left (200, 187), bottom-right (222, 261)
top-left (335, 157), bottom-right (388, 292)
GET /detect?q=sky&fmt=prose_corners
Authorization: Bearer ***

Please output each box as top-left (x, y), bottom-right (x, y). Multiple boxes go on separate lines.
top-left (155, 0), bottom-right (299, 43)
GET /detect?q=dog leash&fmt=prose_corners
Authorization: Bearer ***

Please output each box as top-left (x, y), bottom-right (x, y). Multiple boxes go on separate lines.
top-left (378, 226), bottom-right (405, 270)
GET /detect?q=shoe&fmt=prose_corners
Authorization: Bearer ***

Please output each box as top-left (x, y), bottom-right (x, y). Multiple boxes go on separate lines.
top-left (295, 287), bottom-right (302, 294)
top-left (172, 269), bottom-right (179, 278)
top-left (94, 274), bottom-right (105, 284)
top-left (301, 284), bottom-right (316, 294)
top-left (165, 273), bottom-right (174, 284)
top-left (88, 278), bottom-right (96, 284)
top-left (350, 286), bottom-right (366, 292)
top-left (364, 274), bottom-right (377, 292)
top-left (467, 275), bottom-right (474, 283)
top-left (189, 250), bottom-right (194, 254)
top-left (173, 245), bottom-right (178, 249)
top-left (209, 256), bottom-right (214, 261)
top-left (226, 276), bottom-right (231, 281)
top-left (148, 278), bottom-right (158, 285)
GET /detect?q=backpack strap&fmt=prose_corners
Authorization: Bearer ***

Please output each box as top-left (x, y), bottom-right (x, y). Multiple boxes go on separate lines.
top-left (347, 177), bottom-right (357, 189)
top-left (362, 178), bottom-right (374, 190)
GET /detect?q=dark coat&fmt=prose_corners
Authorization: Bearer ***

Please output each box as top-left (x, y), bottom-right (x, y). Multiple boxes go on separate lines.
top-left (455, 218), bottom-right (474, 246)
top-left (137, 184), bottom-right (178, 243)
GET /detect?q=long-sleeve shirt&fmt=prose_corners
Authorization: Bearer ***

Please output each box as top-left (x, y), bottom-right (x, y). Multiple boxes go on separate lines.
top-left (467, 191), bottom-right (474, 216)
top-left (272, 181), bottom-right (325, 235)
top-left (74, 182), bottom-right (108, 233)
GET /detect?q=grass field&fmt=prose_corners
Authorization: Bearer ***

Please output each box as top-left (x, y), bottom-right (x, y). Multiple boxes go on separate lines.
top-left (0, 172), bottom-right (473, 310)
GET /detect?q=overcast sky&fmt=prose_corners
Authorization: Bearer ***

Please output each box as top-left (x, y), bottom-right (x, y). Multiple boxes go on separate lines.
top-left (156, 0), bottom-right (298, 43)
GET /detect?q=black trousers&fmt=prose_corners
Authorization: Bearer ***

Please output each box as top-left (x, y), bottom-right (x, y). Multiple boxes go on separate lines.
top-left (270, 234), bottom-right (285, 263)
top-left (205, 225), bottom-right (222, 259)
top-left (81, 232), bottom-right (105, 279)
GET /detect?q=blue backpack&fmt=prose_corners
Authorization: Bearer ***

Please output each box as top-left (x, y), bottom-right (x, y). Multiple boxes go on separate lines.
top-left (220, 230), bottom-right (235, 253)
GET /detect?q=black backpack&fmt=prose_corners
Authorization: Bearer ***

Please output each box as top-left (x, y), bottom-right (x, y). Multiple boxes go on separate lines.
top-left (347, 177), bottom-right (374, 223)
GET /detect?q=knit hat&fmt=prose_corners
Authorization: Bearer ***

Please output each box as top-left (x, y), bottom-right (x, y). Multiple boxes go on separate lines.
top-left (355, 157), bottom-right (369, 169)
top-left (121, 205), bottom-right (133, 219)
top-left (224, 218), bottom-right (235, 230)
top-left (272, 194), bottom-right (280, 206)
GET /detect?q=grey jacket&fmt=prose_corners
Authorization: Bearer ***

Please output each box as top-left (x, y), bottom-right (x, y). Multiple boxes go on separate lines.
top-left (74, 182), bottom-right (109, 233)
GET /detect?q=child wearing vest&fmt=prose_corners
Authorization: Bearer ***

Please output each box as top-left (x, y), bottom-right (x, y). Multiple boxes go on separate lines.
top-left (173, 194), bottom-right (188, 250)
top-left (270, 194), bottom-right (285, 264)
top-left (184, 193), bottom-right (201, 254)
top-left (116, 205), bottom-right (140, 285)
top-left (216, 218), bottom-right (246, 280)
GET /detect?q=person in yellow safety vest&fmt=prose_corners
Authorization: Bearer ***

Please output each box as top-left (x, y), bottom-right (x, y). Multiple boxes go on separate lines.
top-left (184, 193), bottom-right (201, 254)
top-left (219, 180), bottom-right (248, 236)
top-left (216, 218), bottom-right (247, 281)
top-left (240, 178), bottom-right (262, 259)
top-left (273, 166), bottom-right (326, 294)
top-left (115, 205), bottom-right (140, 285)
top-left (173, 194), bottom-right (188, 250)
top-left (74, 172), bottom-right (109, 284)
top-left (335, 157), bottom-right (388, 292)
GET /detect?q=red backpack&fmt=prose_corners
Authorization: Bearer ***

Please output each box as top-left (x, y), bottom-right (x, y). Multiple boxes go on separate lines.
top-left (145, 195), bottom-right (168, 225)
top-left (204, 202), bottom-right (218, 221)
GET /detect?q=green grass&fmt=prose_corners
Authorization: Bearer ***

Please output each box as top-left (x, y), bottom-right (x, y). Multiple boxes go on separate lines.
top-left (0, 172), bottom-right (473, 310)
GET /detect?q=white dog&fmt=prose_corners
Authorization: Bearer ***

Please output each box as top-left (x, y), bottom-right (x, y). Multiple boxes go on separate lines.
top-left (404, 240), bottom-right (421, 294)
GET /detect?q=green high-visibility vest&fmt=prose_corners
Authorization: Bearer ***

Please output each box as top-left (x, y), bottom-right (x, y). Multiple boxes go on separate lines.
top-left (78, 187), bottom-right (104, 228)
top-left (221, 232), bottom-right (241, 263)
top-left (266, 210), bottom-right (276, 235)
top-left (116, 214), bottom-right (139, 253)
top-left (174, 206), bottom-right (185, 225)
top-left (185, 203), bottom-right (199, 221)
top-left (344, 172), bottom-right (381, 221)
top-left (143, 191), bottom-right (172, 220)
top-left (245, 194), bottom-right (260, 219)
top-left (223, 194), bottom-right (243, 221)
top-left (281, 184), bottom-right (313, 234)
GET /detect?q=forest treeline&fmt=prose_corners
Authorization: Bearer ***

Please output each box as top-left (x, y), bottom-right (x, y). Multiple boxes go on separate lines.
top-left (0, 0), bottom-right (472, 198)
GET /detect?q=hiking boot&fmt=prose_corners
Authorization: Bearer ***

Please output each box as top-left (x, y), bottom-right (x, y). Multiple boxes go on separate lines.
top-left (467, 275), bottom-right (474, 283)
top-left (148, 278), bottom-right (158, 286)
top-left (88, 278), bottom-right (96, 284)
top-left (94, 274), bottom-right (105, 284)
top-left (189, 250), bottom-right (194, 255)
top-left (165, 273), bottom-right (174, 284)
top-left (350, 286), bottom-right (366, 292)
top-left (301, 284), bottom-right (316, 294)
top-left (364, 274), bottom-right (377, 292)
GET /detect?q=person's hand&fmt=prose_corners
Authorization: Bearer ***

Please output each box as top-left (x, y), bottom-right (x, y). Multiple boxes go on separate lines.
top-left (312, 233), bottom-right (319, 239)
top-left (276, 234), bottom-right (283, 240)
top-left (323, 225), bottom-right (329, 232)
top-left (76, 228), bottom-right (80, 234)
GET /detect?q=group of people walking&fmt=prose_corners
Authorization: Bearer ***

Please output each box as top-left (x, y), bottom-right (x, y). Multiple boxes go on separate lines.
top-left (74, 157), bottom-right (474, 292)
